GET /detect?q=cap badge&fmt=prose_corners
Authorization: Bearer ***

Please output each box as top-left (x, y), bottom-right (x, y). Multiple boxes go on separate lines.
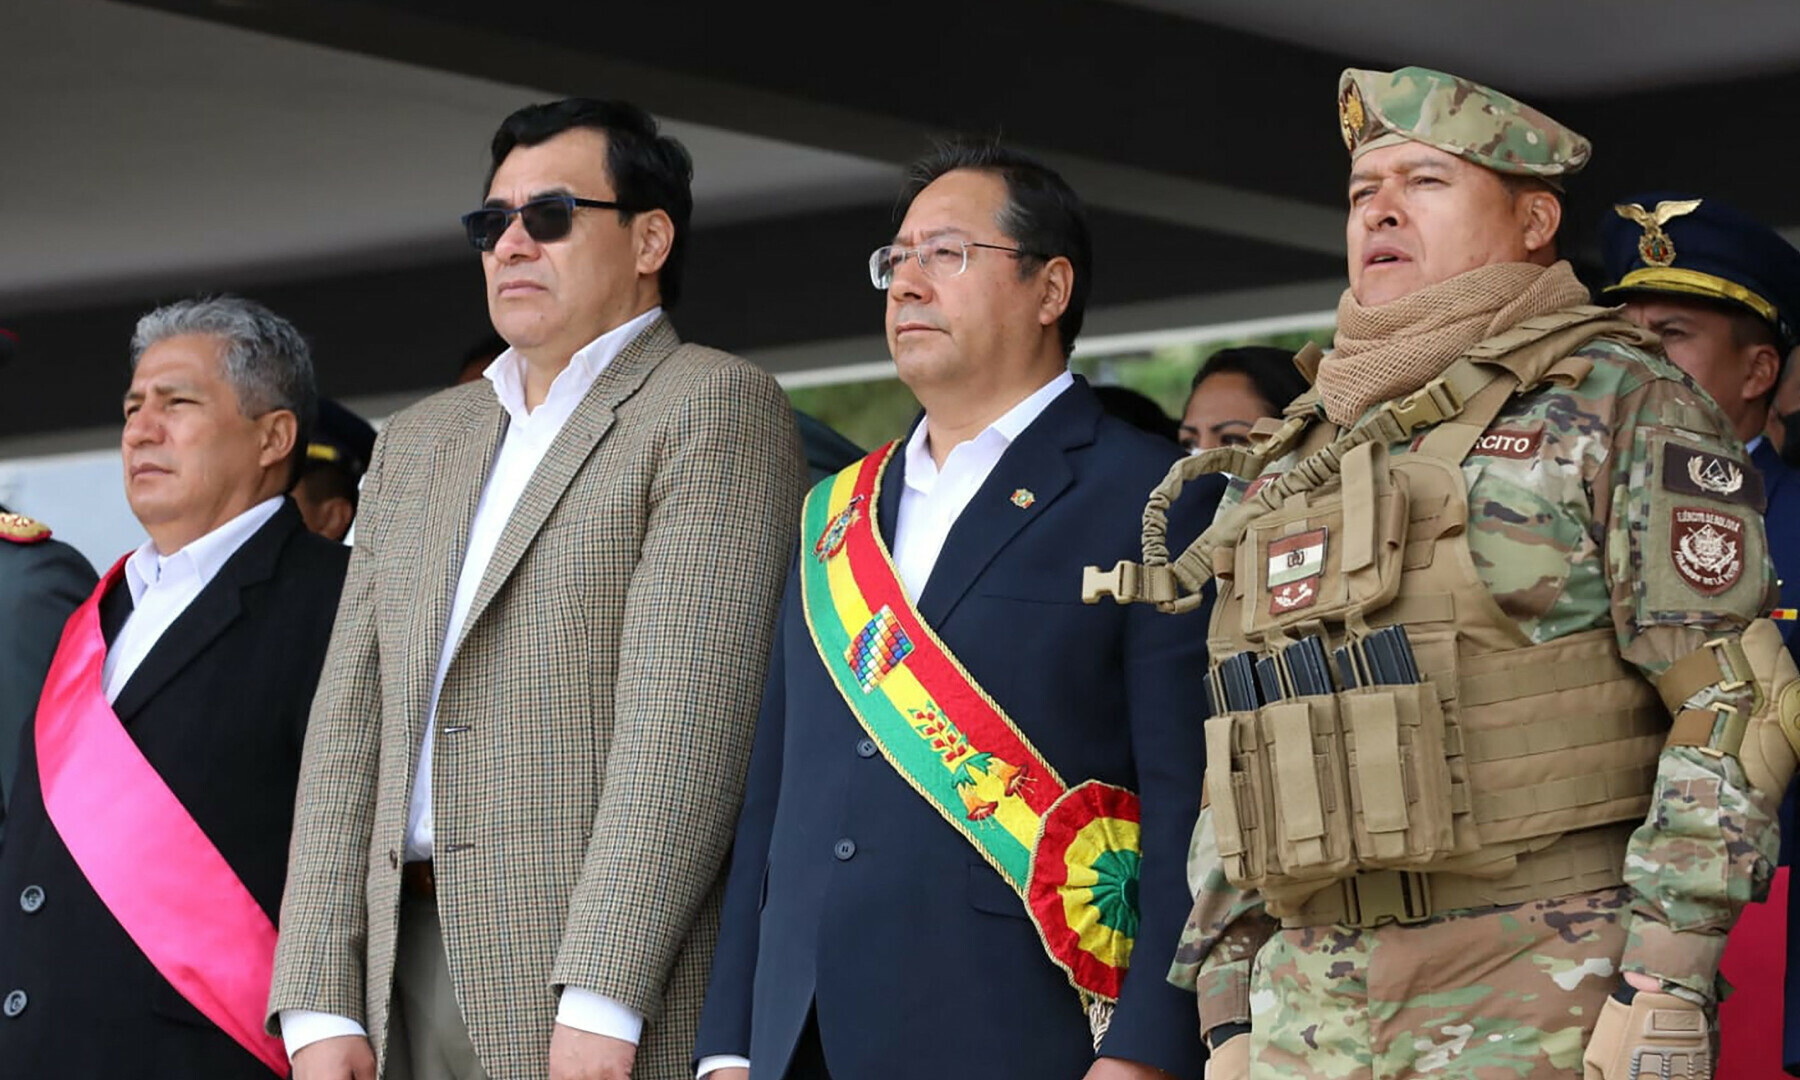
top-left (1613, 198), bottom-right (1703, 268)
top-left (1338, 81), bottom-right (1366, 151)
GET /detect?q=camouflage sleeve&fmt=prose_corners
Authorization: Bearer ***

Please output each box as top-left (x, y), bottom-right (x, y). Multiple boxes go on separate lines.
top-left (1596, 364), bottom-right (1783, 1003)
top-left (1166, 805), bottom-right (1280, 1033)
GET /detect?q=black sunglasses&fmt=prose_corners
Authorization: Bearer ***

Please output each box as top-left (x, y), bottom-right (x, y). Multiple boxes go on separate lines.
top-left (460, 194), bottom-right (633, 252)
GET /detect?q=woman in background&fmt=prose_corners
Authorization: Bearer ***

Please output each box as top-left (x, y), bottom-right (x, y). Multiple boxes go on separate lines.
top-left (1178, 345), bottom-right (1310, 453)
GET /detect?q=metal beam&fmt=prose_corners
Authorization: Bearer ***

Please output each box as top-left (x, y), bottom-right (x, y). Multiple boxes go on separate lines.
top-left (116, 0), bottom-right (1345, 255)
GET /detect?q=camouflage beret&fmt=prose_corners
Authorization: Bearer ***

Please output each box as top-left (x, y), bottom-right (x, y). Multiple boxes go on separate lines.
top-left (1338, 66), bottom-right (1591, 187)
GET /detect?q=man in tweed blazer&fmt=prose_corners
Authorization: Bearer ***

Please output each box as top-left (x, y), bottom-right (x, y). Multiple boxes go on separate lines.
top-left (269, 99), bottom-right (804, 1080)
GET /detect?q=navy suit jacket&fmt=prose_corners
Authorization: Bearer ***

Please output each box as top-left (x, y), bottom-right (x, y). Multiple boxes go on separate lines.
top-left (695, 379), bottom-right (1222, 1080)
top-left (1757, 439), bottom-right (1800, 671)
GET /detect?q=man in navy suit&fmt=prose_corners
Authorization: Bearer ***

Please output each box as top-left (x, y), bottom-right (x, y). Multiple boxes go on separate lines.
top-left (694, 141), bottom-right (1219, 1080)
top-left (1600, 193), bottom-right (1800, 1075)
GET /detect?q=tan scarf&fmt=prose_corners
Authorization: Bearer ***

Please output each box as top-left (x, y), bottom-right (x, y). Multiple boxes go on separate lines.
top-left (1316, 260), bottom-right (1591, 425)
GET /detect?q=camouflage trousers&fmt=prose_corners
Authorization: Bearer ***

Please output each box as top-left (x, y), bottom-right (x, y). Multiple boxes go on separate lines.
top-left (1247, 886), bottom-right (1634, 1078)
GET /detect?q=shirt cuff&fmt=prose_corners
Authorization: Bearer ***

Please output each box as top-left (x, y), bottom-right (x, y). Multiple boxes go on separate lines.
top-left (554, 987), bottom-right (644, 1044)
top-left (280, 1009), bottom-right (368, 1061)
top-left (697, 1054), bottom-right (752, 1077)
top-left (1619, 914), bottom-right (1728, 1003)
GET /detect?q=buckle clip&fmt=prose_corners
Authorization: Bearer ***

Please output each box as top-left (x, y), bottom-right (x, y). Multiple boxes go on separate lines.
top-left (1342, 870), bottom-right (1434, 928)
top-left (1704, 637), bottom-right (1753, 695)
top-left (1385, 377), bottom-right (1467, 437)
top-left (1082, 561), bottom-right (1179, 606)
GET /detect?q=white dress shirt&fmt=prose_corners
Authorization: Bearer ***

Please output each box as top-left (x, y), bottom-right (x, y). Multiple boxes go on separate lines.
top-left (693, 370), bottom-right (1073, 1079)
top-left (280, 307), bottom-right (661, 1062)
top-left (102, 497), bottom-right (284, 704)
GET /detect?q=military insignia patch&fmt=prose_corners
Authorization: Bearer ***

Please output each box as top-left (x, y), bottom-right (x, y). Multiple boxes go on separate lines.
top-left (1670, 506), bottom-right (1745, 596)
top-left (1010, 488), bottom-right (1036, 510)
top-left (1267, 527), bottom-right (1327, 615)
top-left (846, 604), bottom-right (914, 692)
top-left (1613, 199), bottom-right (1703, 269)
top-left (1469, 428), bottom-right (1544, 460)
top-left (1244, 472), bottom-right (1281, 500)
top-left (0, 512), bottom-right (50, 544)
top-left (813, 494), bottom-right (865, 562)
top-left (1338, 81), bottom-right (1366, 151)
top-left (1662, 443), bottom-right (1763, 508)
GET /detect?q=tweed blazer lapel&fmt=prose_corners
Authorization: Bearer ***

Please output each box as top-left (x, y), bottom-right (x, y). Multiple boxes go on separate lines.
top-left (450, 316), bottom-right (679, 656)
top-left (406, 390), bottom-right (507, 735)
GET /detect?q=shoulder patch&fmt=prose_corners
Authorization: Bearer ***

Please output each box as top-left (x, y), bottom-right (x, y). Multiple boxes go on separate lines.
top-left (1662, 443), bottom-right (1763, 508)
top-left (0, 512), bottom-right (50, 544)
top-left (1470, 428), bottom-right (1544, 460)
top-left (1670, 507), bottom-right (1746, 596)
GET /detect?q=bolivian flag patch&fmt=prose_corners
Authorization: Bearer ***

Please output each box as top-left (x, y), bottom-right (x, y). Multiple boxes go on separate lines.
top-left (1267, 527), bottom-right (1327, 614)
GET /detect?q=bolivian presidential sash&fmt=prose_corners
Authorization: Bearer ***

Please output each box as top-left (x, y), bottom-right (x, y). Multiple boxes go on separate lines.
top-left (33, 559), bottom-right (286, 1075)
top-left (801, 443), bottom-right (1143, 1029)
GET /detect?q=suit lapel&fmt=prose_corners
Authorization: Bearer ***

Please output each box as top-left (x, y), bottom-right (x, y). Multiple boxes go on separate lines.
top-left (876, 423), bottom-right (913, 550)
top-left (913, 379), bottom-right (1098, 627)
top-left (405, 390), bottom-right (507, 730)
top-left (450, 316), bottom-right (679, 656)
top-left (109, 500), bottom-right (300, 722)
top-left (100, 576), bottom-right (133, 647)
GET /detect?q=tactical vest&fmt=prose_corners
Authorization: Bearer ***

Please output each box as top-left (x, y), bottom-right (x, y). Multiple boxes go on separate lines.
top-left (1200, 309), bottom-right (1665, 927)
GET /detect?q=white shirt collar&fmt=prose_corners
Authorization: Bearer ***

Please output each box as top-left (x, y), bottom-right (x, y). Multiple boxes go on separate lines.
top-left (1747, 434), bottom-right (1765, 454)
top-left (483, 307), bottom-right (663, 424)
top-left (904, 370), bottom-right (1075, 486)
top-left (123, 496), bottom-right (285, 605)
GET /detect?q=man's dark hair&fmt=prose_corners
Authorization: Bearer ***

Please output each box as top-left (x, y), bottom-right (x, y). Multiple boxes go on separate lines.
top-left (1189, 345), bottom-right (1311, 415)
top-left (487, 98), bottom-right (695, 307)
top-left (1093, 385), bottom-right (1178, 443)
top-left (896, 138), bottom-right (1092, 358)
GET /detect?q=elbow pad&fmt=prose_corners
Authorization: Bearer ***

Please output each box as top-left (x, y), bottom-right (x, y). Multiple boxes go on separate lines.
top-left (1657, 618), bottom-right (1800, 799)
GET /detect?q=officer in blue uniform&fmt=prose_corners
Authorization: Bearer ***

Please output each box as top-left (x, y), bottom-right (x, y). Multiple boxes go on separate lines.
top-left (290, 398), bottom-right (377, 543)
top-left (1600, 192), bottom-right (1800, 1074)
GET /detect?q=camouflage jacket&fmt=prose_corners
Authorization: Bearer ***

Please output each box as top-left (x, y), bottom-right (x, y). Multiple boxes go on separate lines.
top-left (1170, 333), bottom-right (1781, 1016)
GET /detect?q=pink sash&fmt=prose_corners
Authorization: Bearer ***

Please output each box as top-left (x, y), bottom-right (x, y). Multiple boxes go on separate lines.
top-left (34, 558), bottom-right (286, 1074)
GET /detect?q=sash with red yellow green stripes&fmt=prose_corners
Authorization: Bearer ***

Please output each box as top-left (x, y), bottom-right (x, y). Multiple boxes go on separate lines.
top-left (799, 442), bottom-right (1144, 1013)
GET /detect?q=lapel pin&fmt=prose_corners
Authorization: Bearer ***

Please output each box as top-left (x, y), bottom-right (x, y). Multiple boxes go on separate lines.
top-left (1010, 488), bottom-right (1036, 510)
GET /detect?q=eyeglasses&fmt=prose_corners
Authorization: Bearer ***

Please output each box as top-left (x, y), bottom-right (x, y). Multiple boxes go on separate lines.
top-left (867, 237), bottom-right (1033, 290)
top-left (460, 194), bottom-right (633, 252)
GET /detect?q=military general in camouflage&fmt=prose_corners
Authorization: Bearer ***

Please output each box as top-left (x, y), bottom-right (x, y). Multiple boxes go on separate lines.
top-left (1081, 65), bottom-right (1800, 1080)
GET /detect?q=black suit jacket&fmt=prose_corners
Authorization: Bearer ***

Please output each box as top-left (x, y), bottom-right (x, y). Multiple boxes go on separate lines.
top-left (0, 500), bottom-right (346, 1078)
top-left (696, 380), bottom-right (1222, 1079)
